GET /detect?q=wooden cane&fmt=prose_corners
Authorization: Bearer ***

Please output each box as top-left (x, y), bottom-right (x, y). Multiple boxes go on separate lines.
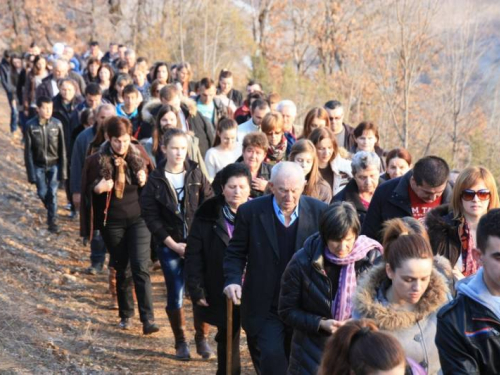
top-left (226, 298), bottom-right (234, 375)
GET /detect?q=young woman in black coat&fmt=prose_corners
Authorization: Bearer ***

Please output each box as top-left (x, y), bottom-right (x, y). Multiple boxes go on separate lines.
top-left (185, 163), bottom-right (252, 375)
top-left (279, 202), bottom-right (383, 375)
top-left (139, 128), bottom-right (214, 361)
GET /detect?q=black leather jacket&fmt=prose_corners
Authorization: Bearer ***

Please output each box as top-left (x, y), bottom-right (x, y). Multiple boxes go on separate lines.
top-left (436, 293), bottom-right (500, 375)
top-left (24, 117), bottom-right (67, 183)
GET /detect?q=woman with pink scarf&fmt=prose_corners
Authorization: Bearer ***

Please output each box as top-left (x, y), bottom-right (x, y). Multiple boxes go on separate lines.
top-left (278, 202), bottom-right (383, 375)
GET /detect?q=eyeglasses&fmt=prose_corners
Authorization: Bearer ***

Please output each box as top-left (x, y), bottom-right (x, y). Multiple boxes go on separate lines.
top-left (461, 189), bottom-right (491, 201)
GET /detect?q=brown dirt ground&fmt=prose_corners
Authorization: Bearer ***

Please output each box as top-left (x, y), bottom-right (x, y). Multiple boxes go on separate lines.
top-left (0, 91), bottom-right (255, 374)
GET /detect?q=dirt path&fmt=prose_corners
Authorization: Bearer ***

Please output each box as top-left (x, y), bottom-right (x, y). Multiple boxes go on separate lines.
top-left (0, 92), bottom-right (254, 374)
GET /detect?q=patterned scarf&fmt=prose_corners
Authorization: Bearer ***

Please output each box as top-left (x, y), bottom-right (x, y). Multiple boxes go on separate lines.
top-left (458, 219), bottom-right (480, 277)
top-left (265, 136), bottom-right (287, 164)
top-left (114, 156), bottom-right (127, 199)
top-left (323, 235), bottom-right (383, 321)
top-left (223, 203), bottom-right (237, 238)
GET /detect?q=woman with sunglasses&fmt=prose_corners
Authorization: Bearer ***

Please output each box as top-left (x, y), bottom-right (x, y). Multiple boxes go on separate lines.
top-left (426, 166), bottom-right (499, 281)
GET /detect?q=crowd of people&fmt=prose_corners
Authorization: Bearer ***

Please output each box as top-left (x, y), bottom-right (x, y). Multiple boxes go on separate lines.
top-left (1, 40), bottom-right (500, 375)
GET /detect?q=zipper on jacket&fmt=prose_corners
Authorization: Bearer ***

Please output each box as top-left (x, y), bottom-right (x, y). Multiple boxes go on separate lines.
top-left (416, 320), bottom-right (429, 372)
top-left (312, 263), bottom-right (333, 315)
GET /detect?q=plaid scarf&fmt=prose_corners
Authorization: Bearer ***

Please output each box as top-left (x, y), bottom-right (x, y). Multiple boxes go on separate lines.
top-left (458, 219), bottom-right (480, 277)
top-left (324, 235), bottom-right (383, 321)
top-left (265, 136), bottom-right (287, 164)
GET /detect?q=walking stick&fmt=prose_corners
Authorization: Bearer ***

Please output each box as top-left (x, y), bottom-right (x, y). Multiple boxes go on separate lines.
top-left (226, 297), bottom-right (233, 375)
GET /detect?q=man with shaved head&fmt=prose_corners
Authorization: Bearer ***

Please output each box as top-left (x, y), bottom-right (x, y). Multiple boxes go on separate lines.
top-left (223, 162), bottom-right (327, 375)
top-left (36, 58), bottom-right (86, 99)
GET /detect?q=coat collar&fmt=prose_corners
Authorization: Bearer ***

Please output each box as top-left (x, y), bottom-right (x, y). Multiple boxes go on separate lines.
top-left (354, 261), bottom-right (449, 330)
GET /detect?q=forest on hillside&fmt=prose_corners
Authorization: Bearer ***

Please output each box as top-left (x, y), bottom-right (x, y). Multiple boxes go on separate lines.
top-left (2, 0), bottom-right (500, 178)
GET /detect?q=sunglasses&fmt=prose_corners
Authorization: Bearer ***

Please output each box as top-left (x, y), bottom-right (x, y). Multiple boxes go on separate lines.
top-left (461, 189), bottom-right (491, 201)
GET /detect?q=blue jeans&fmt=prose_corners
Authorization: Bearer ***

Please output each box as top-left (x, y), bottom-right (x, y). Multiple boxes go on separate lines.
top-left (159, 246), bottom-right (185, 310)
top-left (34, 165), bottom-right (58, 223)
top-left (7, 92), bottom-right (18, 133)
top-left (90, 230), bottom-right (107, 269)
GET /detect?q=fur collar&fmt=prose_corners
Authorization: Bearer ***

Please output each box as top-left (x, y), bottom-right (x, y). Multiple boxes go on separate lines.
top-left (99, 141), bottom-right (145, 181)
top-left (194, 195), bottom-right (225, 221)
top-left (140, 99), bottom-right (162, 125)
top-left (354, 260), bottom-right (449, 330)
top-left (181, 97), bottom-right (198, 117)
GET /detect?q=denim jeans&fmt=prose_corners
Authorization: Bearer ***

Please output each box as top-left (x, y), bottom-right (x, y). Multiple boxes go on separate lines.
top-left (34, 165), bottom-right (59, 223)
top-left (101, 217), bottom-right (154, 323)
top-left (7, 92), bottom-right (18, 133)
top-left (158, 246), bottom-right (185, 310)
top-left (90, 230), bottom-right (107, 269)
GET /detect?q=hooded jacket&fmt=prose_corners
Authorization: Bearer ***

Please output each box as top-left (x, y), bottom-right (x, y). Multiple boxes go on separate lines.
top-left (436, 268), bottom-right (500, 375)
top-left (180, 99), bottom-right (215, 157)
top-left (353, 259), bottom-right (450, 375)
top-left (139, 159), bottom-right (213, 244)
top-left (279, 233), bottom-right (381, 375)
top-left (425, 204), bottom-right (462, 268)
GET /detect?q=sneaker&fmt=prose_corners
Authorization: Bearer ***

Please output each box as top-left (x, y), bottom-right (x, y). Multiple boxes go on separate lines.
top-left (48, 222), bottom-right (61, 234)
top-left (143, 321), bottom-right (160, 335)
top-left (86, 265), bottom-right (103, 275)
top-left (119, 318), bottom-right (131, 330)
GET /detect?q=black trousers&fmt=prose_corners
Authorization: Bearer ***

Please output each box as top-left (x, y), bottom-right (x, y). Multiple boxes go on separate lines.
top-left (215, 308), bottom-right (242, 375)
top-left (101, 216), bottom-right (154, 323)
top-left (246, 310), bottom-right (293, 375)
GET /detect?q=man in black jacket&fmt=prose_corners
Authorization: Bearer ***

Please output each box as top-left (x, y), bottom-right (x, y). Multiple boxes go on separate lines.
top-left (361, 156), bottom-right (452, 241)
top-left (25, 96), bottom-right (67, 233)
top-left (224, 162), bottom-right (327, 375)
top-left (160, 84), bottom-right (215, 157)
top-left (436, 209), bottom-right (500, 374)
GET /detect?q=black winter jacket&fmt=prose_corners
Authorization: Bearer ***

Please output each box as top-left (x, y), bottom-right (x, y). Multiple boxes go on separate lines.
top-left (52, 94), bottom-right (85, 158)
top-left (332, 177), bottom-right (384, 227)
top-left (181, 102), bottom-right (215, 157)
top-left (24, 117), bottom-right (67, 183)
top-left (279, 233), bottom-right (380, 375)
top-left (425, 204), bottom-right (462, 268)
top-left (436, 294), bottom-right (500, 375)
top-left (140, 159), bottom-right (213, 244)
top-left (185, 195), bottom-right (239, 327)
top-left (361, 170), bottom-right (453, 242)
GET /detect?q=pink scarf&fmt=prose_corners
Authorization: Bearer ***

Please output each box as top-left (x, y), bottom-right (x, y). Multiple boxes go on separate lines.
top-left (324, 235), bottom-right (383, 321)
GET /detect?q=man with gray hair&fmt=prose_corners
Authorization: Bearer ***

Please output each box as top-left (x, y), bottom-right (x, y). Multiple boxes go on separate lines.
top-left (333, 151), bottom-right (384, 226)
top-left (276, 100), bottom-right (297, 149)
top-left (36, 58), bottom-right (86, 99)
top-left (324, 100), bottom-right (356, 150)
top-left (224, 161), bottom-right (327, 375)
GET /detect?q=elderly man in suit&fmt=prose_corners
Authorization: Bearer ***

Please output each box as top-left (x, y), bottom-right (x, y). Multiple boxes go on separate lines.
top-left (223, 162), bottom-right (327, 375)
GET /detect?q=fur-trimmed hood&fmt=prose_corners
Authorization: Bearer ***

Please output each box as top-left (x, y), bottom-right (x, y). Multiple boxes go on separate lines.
top-left (425, 204), bottom-right (461, 267)
top-left (354, 258), bottom-right (449, 331)
top-left (140, 99), bottom-right (162, 125)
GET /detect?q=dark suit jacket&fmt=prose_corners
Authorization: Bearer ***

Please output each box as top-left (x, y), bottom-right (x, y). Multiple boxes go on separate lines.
top-left (223, 194), bottom-right (327, 336)
top-left (36, 72), bottom-right (86, 100)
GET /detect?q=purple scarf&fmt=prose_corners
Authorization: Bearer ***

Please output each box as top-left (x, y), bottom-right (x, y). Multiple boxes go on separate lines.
top-left (324, 235), bottom-right (383, 321)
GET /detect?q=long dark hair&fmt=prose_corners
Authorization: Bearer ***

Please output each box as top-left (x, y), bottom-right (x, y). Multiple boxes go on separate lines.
top-left (152, 104), bottom-right (182, 153)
